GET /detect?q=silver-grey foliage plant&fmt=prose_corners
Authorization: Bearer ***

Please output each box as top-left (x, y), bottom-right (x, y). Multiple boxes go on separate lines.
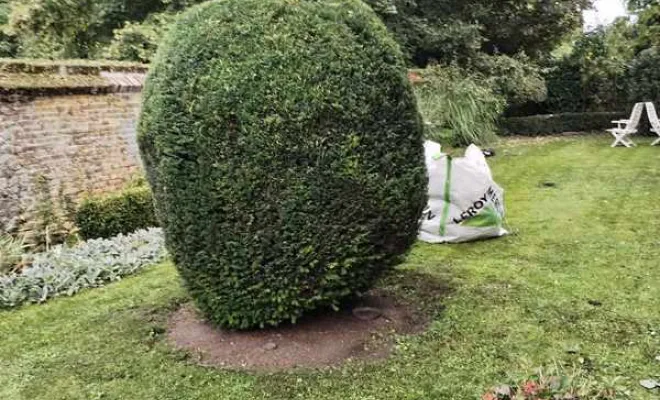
top-left (0, 228), bottom-right (166, 309)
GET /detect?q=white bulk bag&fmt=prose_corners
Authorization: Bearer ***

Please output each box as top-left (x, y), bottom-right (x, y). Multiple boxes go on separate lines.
top-left (419, 141), bottom-right (507, 244)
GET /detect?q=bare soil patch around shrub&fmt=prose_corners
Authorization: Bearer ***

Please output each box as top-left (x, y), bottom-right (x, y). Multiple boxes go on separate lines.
top-left (167, 272), bottom-right (449, 371)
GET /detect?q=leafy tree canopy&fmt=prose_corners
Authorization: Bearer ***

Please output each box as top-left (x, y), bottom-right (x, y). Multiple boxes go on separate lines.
top-left (1, 0), bottom-right (592, 67)
top-left (627, 0), bottom-right (658, 11)
top-left (543, 20), bottom-right (635, 113)
top-left (0, 0), bottom-right (16, 56)
top-left (634, 3), bottom-right (660, 51)
top-left (364, 0), bottom-right (592, 66)
top-left (2, 0), bottom-right (203, 58)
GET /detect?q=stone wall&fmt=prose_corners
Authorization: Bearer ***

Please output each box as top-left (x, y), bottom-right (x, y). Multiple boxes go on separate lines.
top-left (0, 60), bottom-right (148, 237)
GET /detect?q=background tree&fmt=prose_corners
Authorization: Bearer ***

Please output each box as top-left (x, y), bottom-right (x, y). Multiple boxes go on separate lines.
top-left (543, 21), bottom-right (633, 113)
top-left (364, 0), bottom-right (592, 66)
top-left (363, 0), bottom-right (556, 107)
top-left (364, 0), bottom-right (485, 67)
top-left (633, 3), bottom-right (660, 52)
top-left (627, 46), bottom-right (660, 105)
top-left (464, 0), bottom-right (593, 58)
top-left (0, 0), bottom-right (592, 71)
top-left (469, 53), bottom-right (547, 107)
top-left (627, 0), bottom-right (658, 12)
top-left (3, 0), bottom-right (202, 58)
top-left (104, 12), bottom-right (175, 63)
top-left (624, 1), bottom-right (660, 108)
top-left (0, 0), bottom-right (16, 57)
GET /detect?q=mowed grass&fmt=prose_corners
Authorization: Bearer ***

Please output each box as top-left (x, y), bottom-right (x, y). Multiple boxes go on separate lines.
top-left (1, 135), bottom-right (659, 399)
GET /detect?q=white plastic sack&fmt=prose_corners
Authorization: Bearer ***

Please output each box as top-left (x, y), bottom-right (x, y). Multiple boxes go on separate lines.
top-left (419, 141), bottom-right (507, 244)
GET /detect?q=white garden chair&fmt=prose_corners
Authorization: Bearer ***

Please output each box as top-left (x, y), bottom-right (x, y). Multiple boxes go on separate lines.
top-left (608, 102), bottom-right (644, 148)
top-left (645, 102), bottom-right (660, 146)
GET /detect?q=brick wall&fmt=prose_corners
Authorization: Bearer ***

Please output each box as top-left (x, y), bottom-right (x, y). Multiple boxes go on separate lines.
top-left (0, 60), bottom-right (148, 237)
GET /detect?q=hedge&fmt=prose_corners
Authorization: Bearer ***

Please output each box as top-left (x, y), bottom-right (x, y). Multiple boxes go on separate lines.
top-left (138, 0), bottom-right (427, 329)
top-left (76, 186), bottom-right (158, 240)
top-left (500, 112), bottom-right (628, 136)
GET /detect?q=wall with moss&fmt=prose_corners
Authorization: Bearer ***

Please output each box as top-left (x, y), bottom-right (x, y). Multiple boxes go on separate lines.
top-left (0, 59), bottom-right (147, 237)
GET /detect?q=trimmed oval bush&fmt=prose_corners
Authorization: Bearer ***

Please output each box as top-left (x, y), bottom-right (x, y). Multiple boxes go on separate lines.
top-left (138, 0), bottom-right (427, 329)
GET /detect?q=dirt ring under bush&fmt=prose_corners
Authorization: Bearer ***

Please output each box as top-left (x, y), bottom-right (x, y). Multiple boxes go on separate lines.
top-left (167, 291), bottom-right (434, 371)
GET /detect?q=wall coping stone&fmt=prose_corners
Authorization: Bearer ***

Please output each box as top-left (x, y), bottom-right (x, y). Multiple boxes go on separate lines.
top-left (0, 59), bottom-right (148, 96)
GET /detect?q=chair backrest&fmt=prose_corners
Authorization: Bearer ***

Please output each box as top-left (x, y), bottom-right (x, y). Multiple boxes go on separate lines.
top-left (627, 102), bottom-right (645, 130)
top-left (646, 102), bottom-right (660, 131)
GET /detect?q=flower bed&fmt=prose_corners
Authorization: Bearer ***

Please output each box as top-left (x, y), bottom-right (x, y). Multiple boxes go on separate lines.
top-left (0, 228), bottom-right (166, 309)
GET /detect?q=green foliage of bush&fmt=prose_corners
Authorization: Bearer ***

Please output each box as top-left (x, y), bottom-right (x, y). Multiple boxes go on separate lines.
top-left (138, 0), bottom-right (427, 329)
top-left (0, 35), bottom-right (13, 57)
top-left (0, 234), bottom-right (28, 274)
top-left (471, 53), bottom-right (547, 107)
top-left (76, 186), bottom-right (158, 240)
top-left (364, 0), bottom-right (590, 67)
top-left (413, 66), bottom-right (505, 146)
top-left (0, 0), bottom-right (15, 57)
top-left (367, 0), bottom-right (484, 67)
top-left (627, 47), bottom-right (660, 106)
top-left (543, 23), bottom-right (633, 114)
top-left (0, 1), bottom-right (7, 24)
top-left (104, 12), bottom-right (175, 63)
top-left (543, 61), bottom-right (584, 113)
top-left (628, 0), bottom-right (656, 11)
top-left (2, 0), bottom-right (591, 68)
top-left (3, 0), bottom-right (203, 59)
top-left (634, 4), bottom-right (660, 52)
top-left (500, 112), bottom-right (627, 136)
top-left (470, 0), bottom-right (591, 59)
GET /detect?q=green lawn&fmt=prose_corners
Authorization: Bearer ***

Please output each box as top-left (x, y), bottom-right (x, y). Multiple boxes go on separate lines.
top-left (1, 135), bottom-right (659, 399)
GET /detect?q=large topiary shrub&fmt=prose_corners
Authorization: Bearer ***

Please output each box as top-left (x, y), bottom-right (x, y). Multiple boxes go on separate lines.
top-left (138, 0), bottom-right (427, 329)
